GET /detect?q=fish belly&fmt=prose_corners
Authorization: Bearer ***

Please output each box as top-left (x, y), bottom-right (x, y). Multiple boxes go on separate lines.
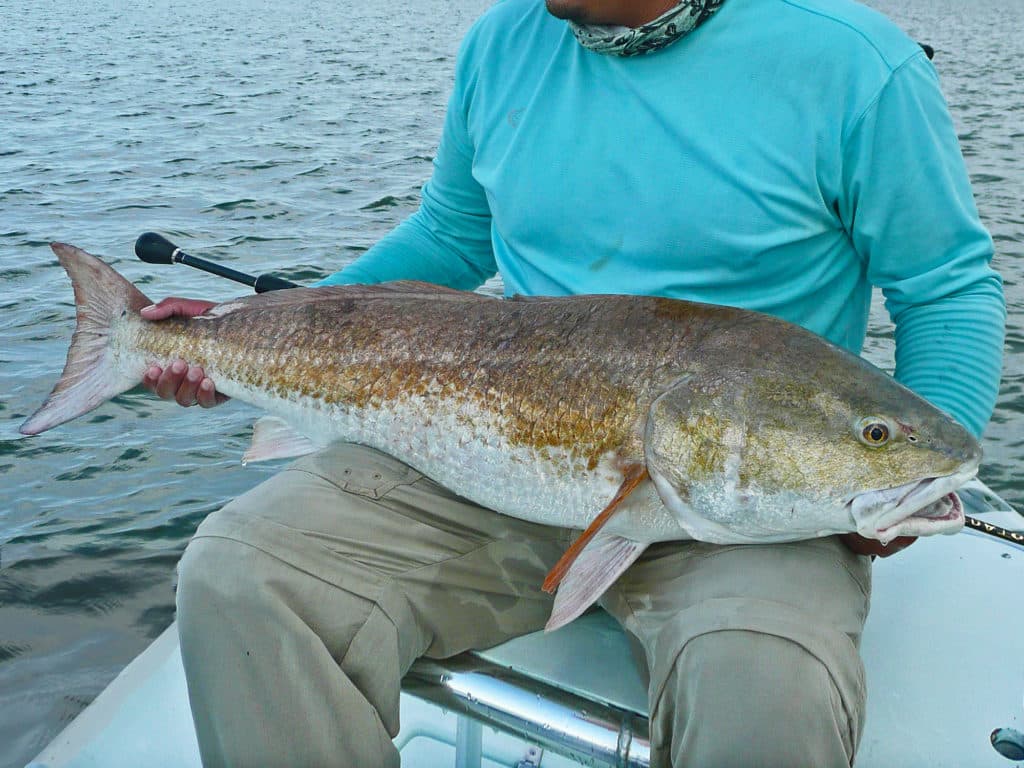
top-left (212, 375), bottom-right (676, 538)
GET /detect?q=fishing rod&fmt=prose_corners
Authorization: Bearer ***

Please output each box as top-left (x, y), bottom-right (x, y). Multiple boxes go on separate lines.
top-left (134, 232), bottom-right (1023, 551)
top-left (959, 481), bottom-right (1024, 552)
top-left (134, 232), bottom-right (299, 293)
top-left (964, 516), bottom-right (1024, 552)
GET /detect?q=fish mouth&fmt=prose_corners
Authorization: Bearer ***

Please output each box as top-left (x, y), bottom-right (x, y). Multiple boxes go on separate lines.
top-left (849, 467), bottom-right (977, 545)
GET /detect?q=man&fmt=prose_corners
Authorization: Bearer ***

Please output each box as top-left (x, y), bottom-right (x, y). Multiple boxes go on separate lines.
top-left (143, 0), bottom-right (1005, 764)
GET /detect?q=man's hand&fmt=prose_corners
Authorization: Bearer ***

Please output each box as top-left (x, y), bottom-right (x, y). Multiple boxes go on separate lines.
top-left (839, 533), bottom-right (917, 559)
top-left (140, 298), bottom-right (229, 408)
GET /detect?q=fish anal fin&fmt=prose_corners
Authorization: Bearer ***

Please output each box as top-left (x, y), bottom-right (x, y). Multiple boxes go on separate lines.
top-left (544, 534), bottom-right (646, 632)
top-left (542, 463), bottom-right (649, 594)
top-left (243, 417), bottom-right (319, 464)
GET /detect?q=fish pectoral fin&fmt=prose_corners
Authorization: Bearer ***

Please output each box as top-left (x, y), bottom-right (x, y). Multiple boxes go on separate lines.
top-left (542, 463), bottom-right (649, 594)
top-left (544, 534), bottom-right (646, 632)
top-left (242, 417), bottom-right (319, 464)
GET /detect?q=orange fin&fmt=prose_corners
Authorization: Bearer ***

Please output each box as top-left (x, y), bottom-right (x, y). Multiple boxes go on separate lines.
top-left (542, 463), bottom-right (649, 594)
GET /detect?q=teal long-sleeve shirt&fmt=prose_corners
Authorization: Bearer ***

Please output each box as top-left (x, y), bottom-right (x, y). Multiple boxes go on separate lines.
top-left (320, 0), bottom-right (1005, 436)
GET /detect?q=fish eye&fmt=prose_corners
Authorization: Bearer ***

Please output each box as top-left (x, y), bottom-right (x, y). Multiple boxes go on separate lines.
top-left (857, 418), bottom-right (890, 447)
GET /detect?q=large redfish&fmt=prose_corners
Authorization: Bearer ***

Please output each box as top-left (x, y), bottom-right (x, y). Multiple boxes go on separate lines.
top-left (21, 243), bottom-right (980, 629)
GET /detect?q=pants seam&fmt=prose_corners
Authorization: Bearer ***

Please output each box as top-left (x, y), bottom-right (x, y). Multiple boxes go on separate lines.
top-left (338, 600), bottom-right (399, 668)
top-left (379, 537), bottom-right (500, 584)
top-left (196, 511), bottom-right (503, 584)
top-left (833, 554), bottom-right (872, 600)
top-left (186, 532), bottom-right (382, 596)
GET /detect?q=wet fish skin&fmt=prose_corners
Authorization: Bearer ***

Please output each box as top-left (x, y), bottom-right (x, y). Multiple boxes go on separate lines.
top-left (21, 243), bottom-right (982, 629)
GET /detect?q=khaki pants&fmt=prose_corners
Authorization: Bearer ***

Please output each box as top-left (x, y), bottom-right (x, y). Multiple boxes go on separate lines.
top-left (176, 443), bottom-right (871, 767)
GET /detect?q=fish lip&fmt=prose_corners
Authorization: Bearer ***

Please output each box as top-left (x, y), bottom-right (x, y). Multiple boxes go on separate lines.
top-left (848, 465), bottom-right (978, 544)
top-left (876, 490), bottom-right (964, 540)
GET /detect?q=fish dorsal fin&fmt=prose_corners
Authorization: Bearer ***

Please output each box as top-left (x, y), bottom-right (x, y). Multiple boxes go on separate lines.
top-left (242, 417), bottom-right (321, 464)
top-left (545, 534), bottom-right (647, 632)
top-left (542, 463), bottom-right (649, 594)
top-left (206, 281), bottom-right (492, 317)
top-left (316, 280), bottom-right (491, 299)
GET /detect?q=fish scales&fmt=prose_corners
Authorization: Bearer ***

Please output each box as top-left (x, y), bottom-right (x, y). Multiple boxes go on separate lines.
top-left (23, 244), bottom-right (985, 630)
top-left (130, 292), bottom-right (702, 460)
top-left (105, 290), bottom-right (728, 536)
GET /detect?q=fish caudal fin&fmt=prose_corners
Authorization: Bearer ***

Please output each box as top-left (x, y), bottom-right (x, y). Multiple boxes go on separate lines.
top-left (19, 243), bottom-right (152, 435)
top-left (545, 533), bottom-right (646, 632)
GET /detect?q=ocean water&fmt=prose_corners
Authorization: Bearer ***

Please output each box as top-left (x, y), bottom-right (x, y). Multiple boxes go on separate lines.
top-left (0, 0), bottom-right (1021, 764)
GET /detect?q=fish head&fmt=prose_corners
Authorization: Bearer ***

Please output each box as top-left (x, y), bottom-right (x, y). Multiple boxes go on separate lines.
top-left (643, 355), bottom-right (981, 546)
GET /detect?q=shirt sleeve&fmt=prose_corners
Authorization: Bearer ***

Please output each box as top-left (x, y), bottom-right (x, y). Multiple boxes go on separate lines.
top-left (839, 52), bottom-right (1006, 437)
top-left (316, 35), bottom-right (497, 290)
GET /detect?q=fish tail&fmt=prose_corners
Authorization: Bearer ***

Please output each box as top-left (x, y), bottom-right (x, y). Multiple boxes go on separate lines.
top-left (19, 243), bottom-right (152, 435)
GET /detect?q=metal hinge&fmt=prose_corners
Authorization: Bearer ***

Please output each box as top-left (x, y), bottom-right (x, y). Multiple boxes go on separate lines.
top-left (513, 744), bottom-right (543, 767)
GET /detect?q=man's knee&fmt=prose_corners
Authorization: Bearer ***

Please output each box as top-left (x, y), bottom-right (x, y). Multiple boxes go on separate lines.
top-left (656, 629), bottom-right (860, 767)
top-left (176, 536), bottom-right (261, 629)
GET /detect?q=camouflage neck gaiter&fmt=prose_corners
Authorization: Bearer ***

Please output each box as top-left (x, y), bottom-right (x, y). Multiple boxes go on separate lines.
top-left (568, 0), bottom-right (726, 57)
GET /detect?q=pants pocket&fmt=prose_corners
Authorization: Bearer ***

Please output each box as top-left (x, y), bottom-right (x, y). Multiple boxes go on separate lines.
top-left (290, 442), bottom-right (423, 499)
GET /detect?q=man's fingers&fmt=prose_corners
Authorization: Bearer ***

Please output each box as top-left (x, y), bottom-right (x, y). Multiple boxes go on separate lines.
top-left (138, 298), bottom-right (225, 408)
top-left (140, 297), bottom-right (217, 321)
top-left (142, 365), bottom-right (162, 393)
top-left (196, 378), bottom-right (228, 408)
top-left (141, 360), bottom-right (227, 407)
top-left (174, 365), bottom-right (206, 407)
top-left (155, 360), bottom-right (189, 400)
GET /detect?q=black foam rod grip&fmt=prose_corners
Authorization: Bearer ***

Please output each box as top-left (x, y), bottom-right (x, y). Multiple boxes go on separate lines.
top-left (135, 232), bottom-right (180, 264)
